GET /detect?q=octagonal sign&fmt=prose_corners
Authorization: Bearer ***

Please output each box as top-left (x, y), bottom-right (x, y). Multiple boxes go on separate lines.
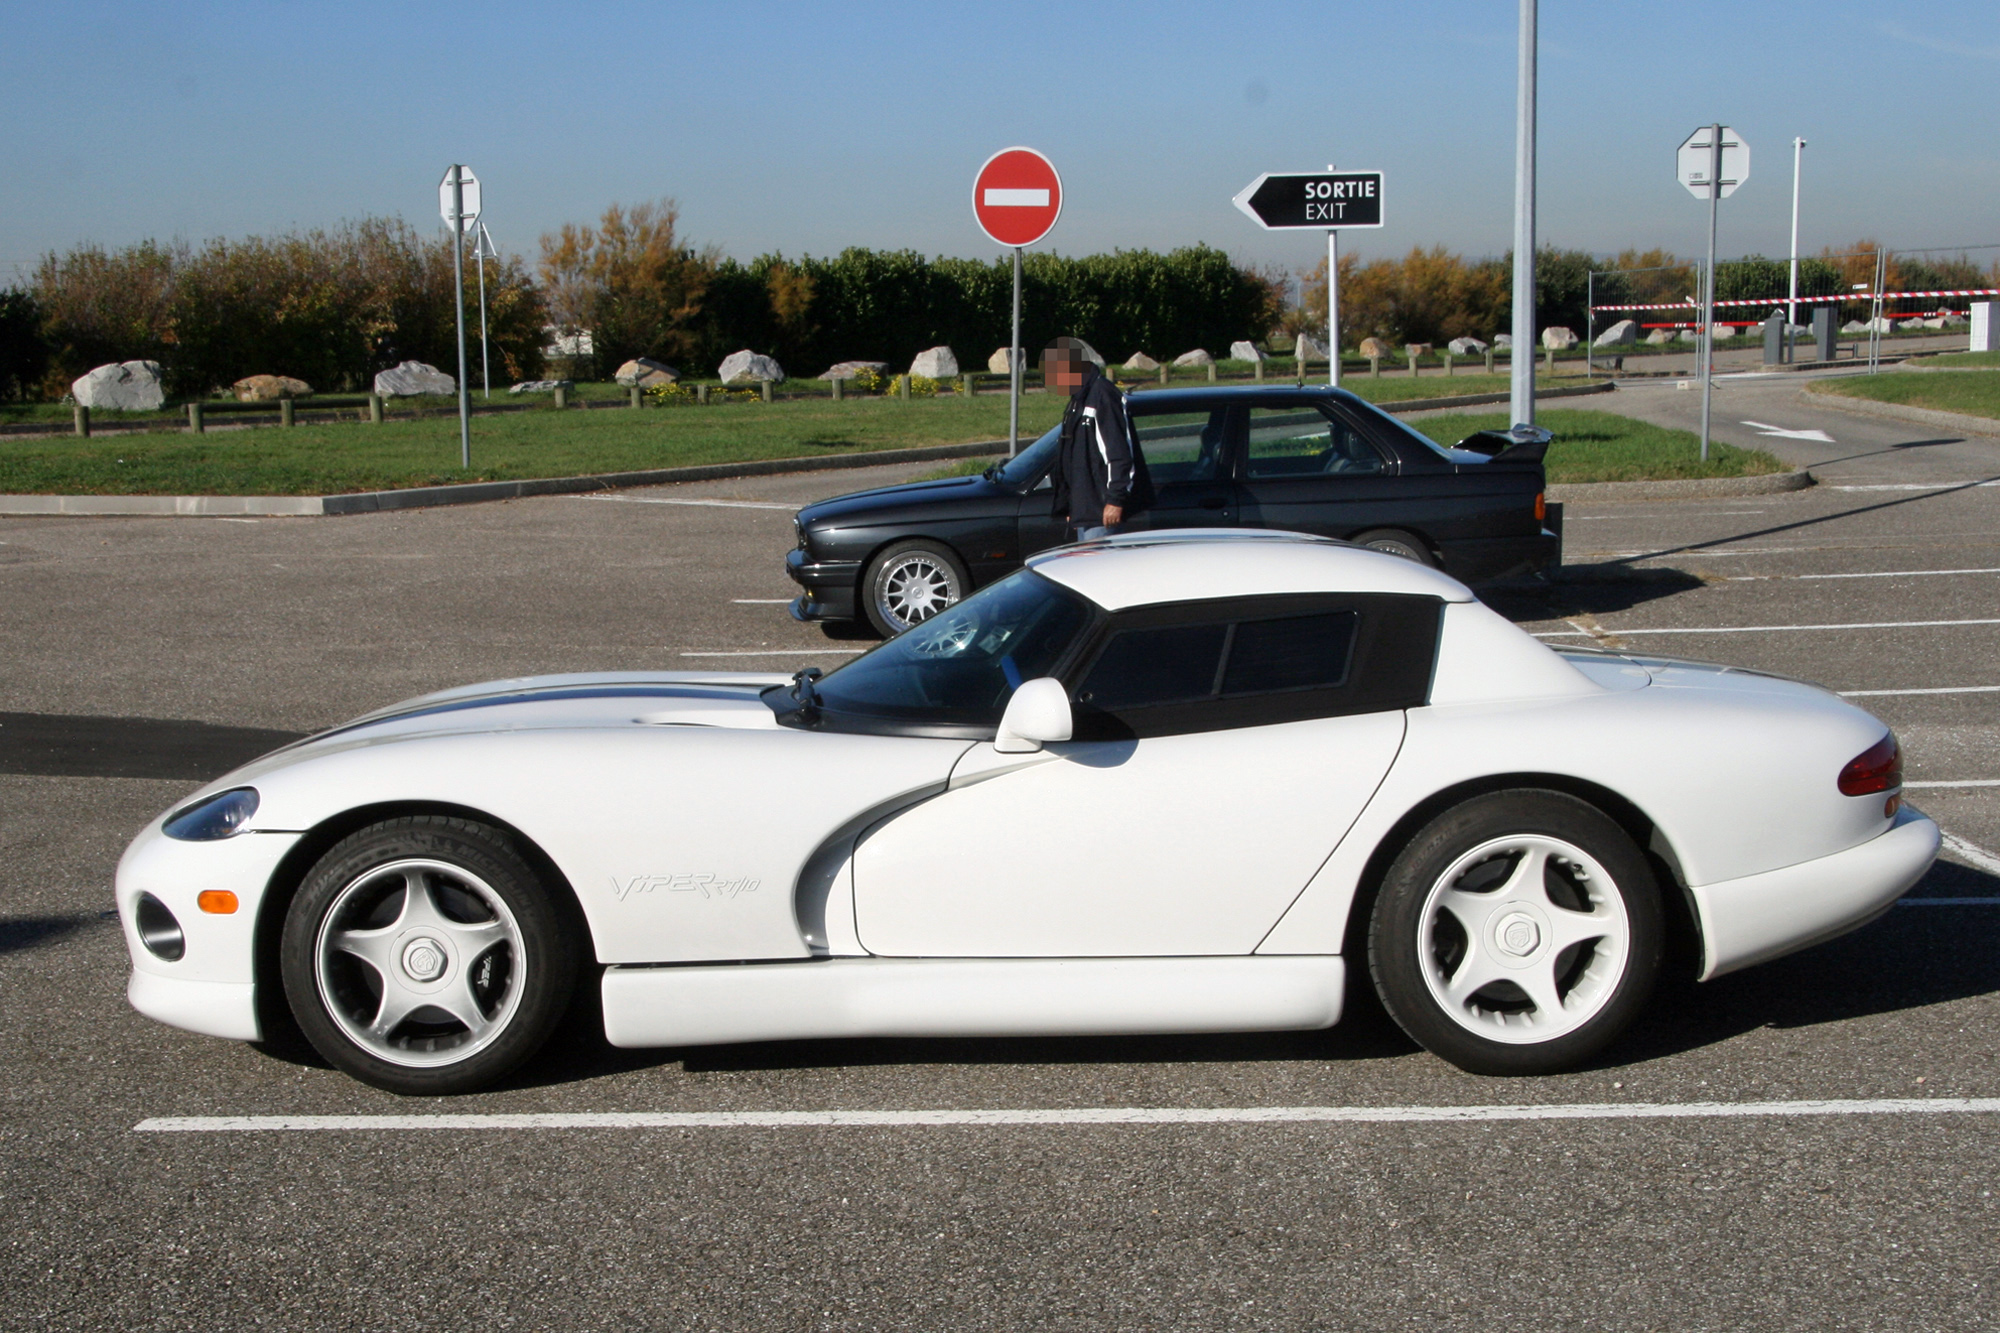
top-left (1677, 127), bottom-right (1748, 200)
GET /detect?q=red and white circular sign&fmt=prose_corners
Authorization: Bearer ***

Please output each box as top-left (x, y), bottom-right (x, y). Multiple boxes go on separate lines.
top-left (972, 147), bottom-right (1062, 248)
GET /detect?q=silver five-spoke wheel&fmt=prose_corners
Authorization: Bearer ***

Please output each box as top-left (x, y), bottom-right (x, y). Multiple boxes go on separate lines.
top-left (315, 858), bottom-right (525, 1067)
top-left (1418, 834), bottom-right (1629, 1043)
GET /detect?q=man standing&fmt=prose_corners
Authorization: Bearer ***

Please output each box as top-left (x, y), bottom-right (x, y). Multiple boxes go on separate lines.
top-left (1045, 337), bottom-right (1151, 540)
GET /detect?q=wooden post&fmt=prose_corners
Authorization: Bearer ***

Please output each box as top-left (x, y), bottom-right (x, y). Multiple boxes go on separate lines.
top-left (187, 403), bottom-right (204, 434)
top-left (697, 384), bottom-right (710, 405)
top-left (832, 377), bottom-right (844, 402)
top-left (1485, 348), bottom-right (1495, 374)
top-left (368, 393), bottom-right (383, 423)
top-left (554, 384), bottom-right (569, 410)
top-left (280, 398), bottom-right (295, 427)
top-left (960, 374), bottom-right (972, 397)
top-left (1254, 357), bottom-right (1264, 383)
top-left (896, 374), bottom-right (909, 400)
top-left (73, 404), bottom-right (89, 438)
top-left (1407, 350), bottom-right (1419, 378)
top-left (1157, 363), bottom-right (1167, 384)
top-left (629, 384), bottom-right (642, 409)
top-left (1369, 357), bottom-right (1381, 379)
top-left (760, 380), bottom-right (773, 403)
top-left (1545, 344), bottom-right (1555, 375)
top-left (1207, 361), bottom-right (1216, 382)
top-left (1444, 352), bottom-right (1454, 377)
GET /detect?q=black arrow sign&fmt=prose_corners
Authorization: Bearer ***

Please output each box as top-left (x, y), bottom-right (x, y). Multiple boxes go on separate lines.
top-left (1232, 172), bottom-right (1385, 230)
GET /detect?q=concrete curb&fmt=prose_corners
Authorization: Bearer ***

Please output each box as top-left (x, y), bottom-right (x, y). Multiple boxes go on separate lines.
top-left (1548, 470), bottom-right (1815, 503)
top-left (0, 382), bottom-right (1619, 519)
top-left (1801, 385), bottom-right (2000, 439)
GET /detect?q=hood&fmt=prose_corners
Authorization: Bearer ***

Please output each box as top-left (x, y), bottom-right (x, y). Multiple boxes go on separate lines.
top-left (798, 472), bottom-right (1010, 524)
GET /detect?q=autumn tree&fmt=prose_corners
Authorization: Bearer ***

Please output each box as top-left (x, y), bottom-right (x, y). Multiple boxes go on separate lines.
top-left (538, 201), bottom-right (717, 376)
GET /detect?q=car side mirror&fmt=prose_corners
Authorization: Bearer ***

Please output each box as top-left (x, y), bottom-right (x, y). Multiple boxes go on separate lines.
top-left (994, 677), bottom-right (1073, 753)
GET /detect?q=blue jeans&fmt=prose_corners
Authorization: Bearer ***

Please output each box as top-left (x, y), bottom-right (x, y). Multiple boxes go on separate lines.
top-left (1072, 524), bottom-right (1122, 542)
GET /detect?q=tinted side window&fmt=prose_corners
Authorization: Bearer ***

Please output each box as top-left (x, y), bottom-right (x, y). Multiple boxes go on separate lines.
top-left (1242, 406), bottom-right (1386, 479)
top-left (1220, 611), bottom-right (1356, 694)
top-left (1069, 594), bottom-right (1439, 740)
top-left (1077, 624), bottom-right (1226, 708)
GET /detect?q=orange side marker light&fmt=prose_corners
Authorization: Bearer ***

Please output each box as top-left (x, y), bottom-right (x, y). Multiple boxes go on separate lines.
top-left (197, 890), bottom-right (238, 915)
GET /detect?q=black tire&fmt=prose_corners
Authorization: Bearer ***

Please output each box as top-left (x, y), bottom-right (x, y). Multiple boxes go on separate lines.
top-left (1350, 528), bottom-right (1436, 567)
top-left (1367, 790), bottom-right (1661, 1076)
top-left (279, 816), bottom-right (581, 1096)
top-left (862, 539), bottom-right (969, 637)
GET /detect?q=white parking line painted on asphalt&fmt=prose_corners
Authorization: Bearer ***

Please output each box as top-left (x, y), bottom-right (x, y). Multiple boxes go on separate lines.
top-left (679, 649), bottom-right (864, 657)
top-left (578, 495), bottom-right (795, 511)
top-left (1568, 511), bottom-right (1766, 521)
top-left (1901, 898), bottom-right (2000, 906)
top-left (1840, 685), bottom-right (2000, 697)
top-left (131, 1098), bottom-right (2000, 1133)
top-left (732, 599), bottom-right (795, 604)
top-left (1535, 618), bottom-right (2000, 638)
top-left (1732, 567), bottom-right (2000, 582)
top-left (1942, 832), bottom-right (2000, 877)
top-left (1906, 780), bottom-right (2000, 789)
top-left (1830, 482), bottom-right (2000, 492)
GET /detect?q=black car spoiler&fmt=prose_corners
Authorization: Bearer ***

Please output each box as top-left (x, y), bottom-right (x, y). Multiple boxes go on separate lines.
top-left (1455, 423), bottom-right (1553, 465)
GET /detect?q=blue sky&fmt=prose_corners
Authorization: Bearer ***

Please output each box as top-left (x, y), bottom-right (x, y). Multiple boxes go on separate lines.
top-left (5, 1), bottom-right (1997, 281)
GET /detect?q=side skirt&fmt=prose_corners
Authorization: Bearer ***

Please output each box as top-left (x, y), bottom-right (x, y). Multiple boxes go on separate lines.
top-left (601, 955), bottom-right (1345, 1049)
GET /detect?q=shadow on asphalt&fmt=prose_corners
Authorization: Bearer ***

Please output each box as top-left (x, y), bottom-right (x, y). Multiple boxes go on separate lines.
top-left (0, 712), bottom-right (304, 781)
top-left (0, 912), bottom-right (101, 956)
top-left (1484, 565), bottom-right (1709, 623)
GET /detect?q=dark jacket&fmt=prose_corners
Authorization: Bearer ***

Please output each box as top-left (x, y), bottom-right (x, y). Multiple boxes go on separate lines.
top-left (1051, 364), bottom-right (1153, 522)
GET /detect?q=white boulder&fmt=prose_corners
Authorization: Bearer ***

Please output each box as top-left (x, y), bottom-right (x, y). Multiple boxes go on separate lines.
top-left (987, 347), bottom-right (1025, 374)
top-left (231, 374), bottom-right (311, 402)
top-left (719, 350), bottom-right (785, 383)
top-left (1941, 313), bottom-right (1968, 328)
top-left (1172, 349), bottom-right (1213, 367)
top-left (508, 380), bottom-right (571, 394)
top-left (1122, 352), bottom-right (1160, 372)
top-left (1645, 328), bottom-right (1673, 345)
top-left (1493, 333), bottom-right (1514, 348)
top-left (1540, 326), bottom-right (1577, 350)
top-left (72, 360), bottom-right (165, 411)
top-left (375, 361), bottom-right (455, 396)
top-left (1841, 320), bottom-right (1868, 334)
top-left (821, 360), bottom-right (886, 381)
top-left (1592, 320), bottom-right (1639, 347)
top-left (1679, 328), bottom-right (1702, 342)
top-left (1229, 340), bottom-right (1264, 362)
top-left (909, 346), bottom-right (958, 379)
top-left (1447, 337), bottom-right (1487, 355)
top-left (1294, 334), bottom-right (1328, 362)
top-left (1358, 336), bottom-right (1392, 360)
top-left (614, 357), bottom-right (678, 386)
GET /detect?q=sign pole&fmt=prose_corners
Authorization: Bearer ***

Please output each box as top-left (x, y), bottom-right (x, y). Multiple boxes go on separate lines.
top-left (450, 165), bottom-right (471, 468)
top-left (1325, 228), bottom-right (1340, 388)
top-left (1009, 246), bottom-right (1022, 457)
top-left (1509, 0), bottom-right (1537, 429)
top-left (1699, 123), bottom-right (1720, 463)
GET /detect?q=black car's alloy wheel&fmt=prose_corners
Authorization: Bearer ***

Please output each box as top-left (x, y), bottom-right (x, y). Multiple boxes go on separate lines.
top-left (864, 540), bottom-right (968, 636)
top-left (280, 816), bottom-right (580, 1095)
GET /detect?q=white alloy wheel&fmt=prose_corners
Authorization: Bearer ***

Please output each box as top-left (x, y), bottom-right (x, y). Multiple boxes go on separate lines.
top-left (865, 541), bottom-right (967, 636)
top-left (1417, 834), bottom-right (1629, 1043)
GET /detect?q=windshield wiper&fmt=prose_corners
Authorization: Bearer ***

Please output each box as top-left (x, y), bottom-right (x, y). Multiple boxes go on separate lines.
top-left (790, 667), bottom-right (824, 726)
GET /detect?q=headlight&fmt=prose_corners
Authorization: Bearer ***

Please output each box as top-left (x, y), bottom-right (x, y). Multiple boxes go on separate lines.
top-left (163, 787), bottom-right (259, 841)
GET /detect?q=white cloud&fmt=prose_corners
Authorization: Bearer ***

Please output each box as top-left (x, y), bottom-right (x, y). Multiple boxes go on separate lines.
top-left (1877, 22), bottom-right (2000, 61)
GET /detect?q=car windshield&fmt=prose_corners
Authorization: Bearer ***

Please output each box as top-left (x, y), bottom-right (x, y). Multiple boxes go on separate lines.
top-left (786, 569), bottom-right (1091, 730)
top-left (987, 427), bottom-right (1060, 490)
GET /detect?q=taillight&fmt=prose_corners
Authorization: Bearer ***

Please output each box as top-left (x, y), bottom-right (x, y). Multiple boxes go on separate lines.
top-left (1838, 734), bottom-right (1902, 796)
top-left (1534, 492), bottom-right (1547, 523)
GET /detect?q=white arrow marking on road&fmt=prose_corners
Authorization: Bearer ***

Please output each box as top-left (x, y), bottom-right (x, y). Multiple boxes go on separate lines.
top-left (1741, 420), bottom-right (1834, 442)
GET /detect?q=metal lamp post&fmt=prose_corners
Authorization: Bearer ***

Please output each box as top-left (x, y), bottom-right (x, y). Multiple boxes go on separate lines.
top-left (1509, 0), bottom-right (1537, 429)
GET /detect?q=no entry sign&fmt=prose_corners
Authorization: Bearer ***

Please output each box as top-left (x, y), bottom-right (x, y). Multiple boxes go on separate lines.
top-left (973, 147), bottom-right (1062, 248)
top-left (1232, 171), bottom-right (1384, 230)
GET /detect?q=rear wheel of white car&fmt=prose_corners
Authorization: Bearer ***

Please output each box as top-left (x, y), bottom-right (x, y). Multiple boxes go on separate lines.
top-left (280, 816), bottom-right (580, 1096)
top-left (864, 540), bottom-right (967, 636)
top-left (1368, 790), bottom-right (1661, 1076)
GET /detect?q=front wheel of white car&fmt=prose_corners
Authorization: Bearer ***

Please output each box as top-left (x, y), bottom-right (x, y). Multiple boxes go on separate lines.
top-left (280, 816), bottom-right (580, 1095)
top-left (1368, 790), bottom-right (1662, 1076)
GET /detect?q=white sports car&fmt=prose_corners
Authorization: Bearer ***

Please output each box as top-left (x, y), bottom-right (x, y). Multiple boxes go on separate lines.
top-left (118, 531), bottom-right (1939, 1094)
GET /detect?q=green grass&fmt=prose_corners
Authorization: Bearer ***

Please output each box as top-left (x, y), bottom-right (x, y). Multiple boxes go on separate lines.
top-left (920, 409), bottom-right (1784, 485)
top-left (1913, 350), bottom-right (2000, 369)
top-left (0, 395), bottom-right (1070, 495)
top-left (1813, 369), bottom-right (2000, 420)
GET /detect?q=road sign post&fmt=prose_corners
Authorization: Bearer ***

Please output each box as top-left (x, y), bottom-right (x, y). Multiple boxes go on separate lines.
top-left (439, 165), bottom-right (482, 468)
top-left (973, 147), bottom-right (1063, 457)
top-left (474, 223), bottom-right (496, 399)
top-left (1232, 170), bottom-right (1385, 387)
top-left (1678, 125), bottom-right (1748, 462)
top-left (1512, 0), bottom-right (1536, 429)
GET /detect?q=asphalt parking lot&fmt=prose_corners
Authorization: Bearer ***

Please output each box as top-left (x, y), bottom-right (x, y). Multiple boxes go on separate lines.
top-left (3, 374), bottom-right (1998, 1330)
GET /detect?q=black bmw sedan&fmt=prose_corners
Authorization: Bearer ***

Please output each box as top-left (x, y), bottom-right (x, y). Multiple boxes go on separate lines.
top-left (787, 385), bottom-right (1561, 636)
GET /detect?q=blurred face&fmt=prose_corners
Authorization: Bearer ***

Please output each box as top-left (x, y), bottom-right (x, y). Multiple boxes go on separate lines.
top-left (1044, 354), bottom-right (1087, 390)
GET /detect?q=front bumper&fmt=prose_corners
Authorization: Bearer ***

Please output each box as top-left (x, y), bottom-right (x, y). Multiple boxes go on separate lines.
top-left (785, 547), bottom-right (861, 622)
top-left (1692, 805), bottom-right (1939, 980)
